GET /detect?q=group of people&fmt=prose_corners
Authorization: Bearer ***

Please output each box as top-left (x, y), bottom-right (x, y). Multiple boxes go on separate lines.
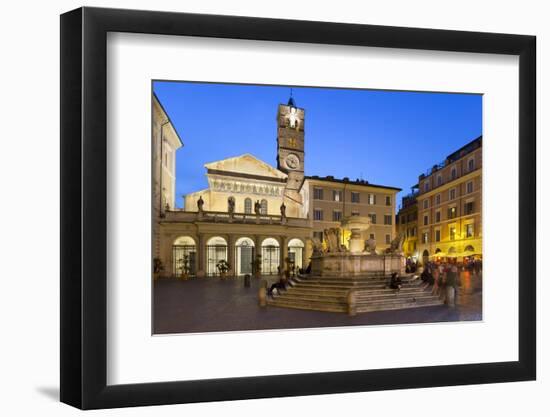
top-left (405, 258), bottom-right (419, 273)
top-left (418, 259), bottom-right (482, 306)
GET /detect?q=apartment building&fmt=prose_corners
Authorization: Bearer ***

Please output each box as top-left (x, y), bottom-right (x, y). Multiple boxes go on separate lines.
top-left (397, 186), bottom-right (419, 259)
top-left (304, 175), bottom-right (401, 252)
top-left (416, 136), bottom-right (482, 264)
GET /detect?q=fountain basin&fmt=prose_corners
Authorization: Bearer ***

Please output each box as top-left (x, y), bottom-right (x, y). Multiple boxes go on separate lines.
top-left (311, 252), bottom-right (405, 278)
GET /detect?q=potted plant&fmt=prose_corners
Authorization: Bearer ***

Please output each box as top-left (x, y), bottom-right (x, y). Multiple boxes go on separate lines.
top-left (153, 257), bottom-right (164, 281)
top-left (216, 259), bottom-right (231, 278)
top-left (178, 254), bottom-right (190, 280)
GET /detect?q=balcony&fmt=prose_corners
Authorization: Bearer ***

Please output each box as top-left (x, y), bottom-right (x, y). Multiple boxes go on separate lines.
top-left (161, 209), bottom-right (311, 228)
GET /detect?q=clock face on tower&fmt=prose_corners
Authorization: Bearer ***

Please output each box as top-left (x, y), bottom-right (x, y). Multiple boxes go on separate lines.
top-left (285, 153), bottom-right (300, 170)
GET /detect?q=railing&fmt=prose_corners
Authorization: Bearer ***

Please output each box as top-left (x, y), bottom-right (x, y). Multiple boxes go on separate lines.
top-left (162, 209), bottom-right (311, 227)
top-left (420, 161), bottom-right (446, 178)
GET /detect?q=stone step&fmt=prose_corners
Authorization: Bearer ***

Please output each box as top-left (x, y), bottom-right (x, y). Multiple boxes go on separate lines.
top-left (355, 291), bottom-right (435, 302)
top-left (274, 294), bottom-right (346, 305)
top-left (356, 295), bottom-right (440, 306)
top-left (356, 299), bottom-right (444, 313)
top-left (267, 299), bottom-right (348, 313)
top-left (293, 282), bottom-right (421, 291)
top-left (274, 290), bottom-right (436, 305)
top-left (267, 296), bottom-right (443, 314)
top-left (297, 276), bottom-right (415, 284)
top-left (282, 288), bottom-right (349, 297)
top-left (284, 286), bottom-right (426, 298)
top-left (354, 286), bottom-right (430, 296)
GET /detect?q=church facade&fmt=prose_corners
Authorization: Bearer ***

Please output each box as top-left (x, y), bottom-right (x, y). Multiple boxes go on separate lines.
top-left (153, 94), bottom-right (401, 278)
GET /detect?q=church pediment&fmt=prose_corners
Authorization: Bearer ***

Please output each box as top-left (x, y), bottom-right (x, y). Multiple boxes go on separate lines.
top-left (205, 154), bottom-right (287, 180)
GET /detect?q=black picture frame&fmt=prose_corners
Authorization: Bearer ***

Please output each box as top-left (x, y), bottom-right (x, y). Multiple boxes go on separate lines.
top-left (60, 6), bottom-right (536, 410)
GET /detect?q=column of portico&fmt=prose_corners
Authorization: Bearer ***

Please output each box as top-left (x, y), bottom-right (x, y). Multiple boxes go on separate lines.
top-left (280, 236), bottom-right (288, 275)
top-left (227, 234), bottom-right (236, 276)
top-left (254, 235), bottom-right (262, 277)
top-left (196, 233), bottom-right (206, 277)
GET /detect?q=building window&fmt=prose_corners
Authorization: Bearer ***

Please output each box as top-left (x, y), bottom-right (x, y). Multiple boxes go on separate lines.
top-left (468, 158), bottom-right (475, 172)
top-left (451, 167), bottom-right (457, 180)
top-left (423, 215), bottom-right (429, 226)
top-left (351, 211), bottom-right (360, 216)
top-left (449, 226), bottom-right (456, 240)
top-left (313, 231), bottom-right (324, 242)
top-left (466, 181), bottom-right (474, 194)
top-left (466, 223), bottom-right (474, 238)
top-left (332, 210), bottom-right (343, 221)
top-left (385, 196), bottom-right (391, 206)
top-left (351, 192), bottom-right (360, 203)
top-left (333, 190), bottom-right (343, 202)
top-left (422, 232), bottom-right (429, 244)
top-left (369, 233), bottom-right (375, 240)
top-left (448, 206), bottom-right (457, 219)
top-left (437, 175), bottom-right (442, 186)
top-left (423, 199), bottom-right (429, 209)
top-left (244, 198), bottom-right (252, 214)
top-left (435, 194), bottom-right (441, 205)
top-left (384, 215), bottom-right (392, 225)
top-left (313, 187), bottom-right (324, 200)
top-left (260, 199), bottom-right (268, 215)
top-left (424, 182), bottom-right (429, 193)
top-left (385, 234), bottom-right (391, 244)
top-left (368, 193), bottom-right (376, 205)
top-left (313, 209), bottom-right (324, 221)
top-left (368, 213), bottom-right (377, 224)
top-left (435, 229), bottom-right (441, 242)
top-left (464, 201), bottom-right (475, 215)
top-left (400, 215), bottom-right (406, 224)
top-left (449, 188), bottom-right (456, 200)
top-left (435, 210), bottom-right (441, 223)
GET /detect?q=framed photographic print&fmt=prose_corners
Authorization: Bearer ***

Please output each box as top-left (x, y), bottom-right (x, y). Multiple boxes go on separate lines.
top-left (60, 6), bottom-right (536, 409)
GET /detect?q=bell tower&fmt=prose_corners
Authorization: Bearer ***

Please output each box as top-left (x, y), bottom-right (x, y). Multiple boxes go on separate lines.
top-left (277, 94), bottom-right (305, 194)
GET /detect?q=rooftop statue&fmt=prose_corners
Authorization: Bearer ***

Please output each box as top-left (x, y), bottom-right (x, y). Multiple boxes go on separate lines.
top-left (197, 195), bottom-right (204, 213)
top-left (227, 196), bottom-right (235, 215)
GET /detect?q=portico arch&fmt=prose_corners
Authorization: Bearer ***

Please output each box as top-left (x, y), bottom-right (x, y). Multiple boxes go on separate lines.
top-left (172, 235), bottom-right (197, 277)
top-left (206, 236), bottom-right (228, 276)
top-left (288, 238), bottom-right (305, 270)
top-left (261, 237), bottom-right (280, 275)
top-left (235, 237), bottom-right (255, 275)
top-left (422, 249), bottom-right (429, 265)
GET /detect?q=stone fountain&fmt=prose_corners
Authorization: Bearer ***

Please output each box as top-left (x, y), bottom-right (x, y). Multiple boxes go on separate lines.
top-left (310, 215), bottom-right (405, 278)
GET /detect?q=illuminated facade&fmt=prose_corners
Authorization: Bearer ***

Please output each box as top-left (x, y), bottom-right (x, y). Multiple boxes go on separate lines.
top-left (304, 176), bottom-right (399, 252)
top-left (415, 136), bottom-right (483, 264)
top-left (397, 187), bottom-right (419, 259)
top-left (154, 95), bottom-right (400, 278)
top-left (152, 95), bottom-right (184, 260)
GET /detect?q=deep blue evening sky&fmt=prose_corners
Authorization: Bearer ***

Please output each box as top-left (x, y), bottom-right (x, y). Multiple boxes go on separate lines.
top-left (153, 81), bottom-right (482, 210)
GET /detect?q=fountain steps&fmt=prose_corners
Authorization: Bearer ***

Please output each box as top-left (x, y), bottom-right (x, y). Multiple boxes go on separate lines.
top-left (290, 282), bottom-right (421, 291)
top-left (274, 293), bottom-right (437, 305)
top-left (283, 288), bottom-right (433, 300)
top-left (267, 275), bottom-right (443, 314)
